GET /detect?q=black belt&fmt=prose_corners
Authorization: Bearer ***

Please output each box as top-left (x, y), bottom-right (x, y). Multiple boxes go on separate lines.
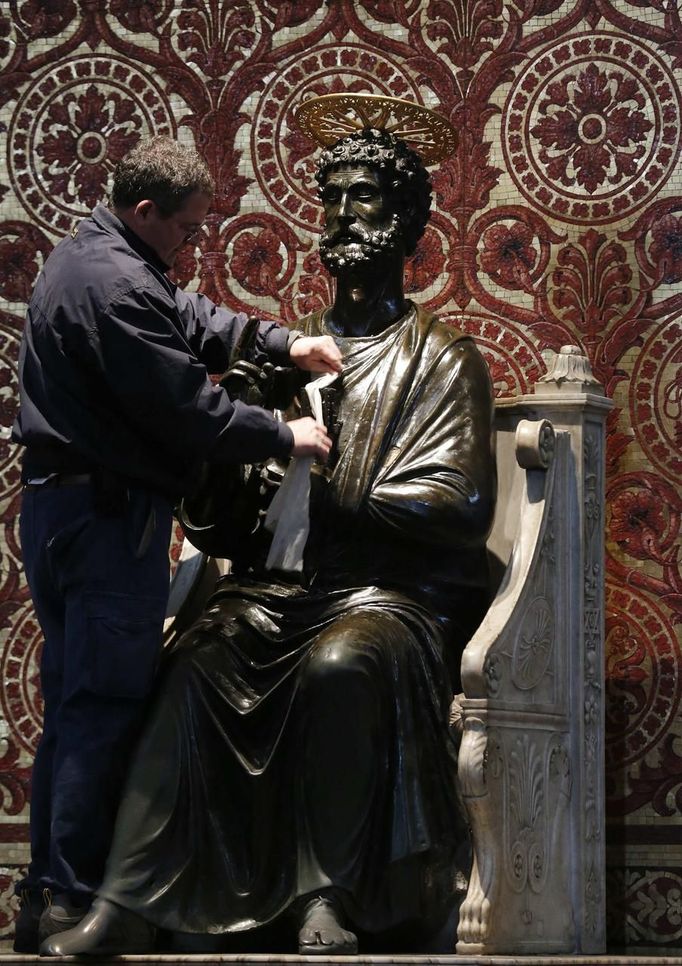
top-left (24, 473), bottom-right (92, 490)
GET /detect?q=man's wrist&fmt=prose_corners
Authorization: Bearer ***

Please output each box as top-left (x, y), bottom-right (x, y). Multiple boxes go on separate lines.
top-left (262, 324), bottom-right (292, 367)
top-left (276, 419), bottom-right (295, 456)
top-left (286, 330), bottom-right (303, 358)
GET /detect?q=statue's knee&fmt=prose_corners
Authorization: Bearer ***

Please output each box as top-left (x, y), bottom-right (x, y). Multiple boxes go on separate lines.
top-left (299, 627), bottom-right (388, 750)
top-left (302, 630), bottom-right (372, 691)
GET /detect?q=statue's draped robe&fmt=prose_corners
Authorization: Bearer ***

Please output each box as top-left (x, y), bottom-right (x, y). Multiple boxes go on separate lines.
top-left (99, 303), bottom-right (496, 936)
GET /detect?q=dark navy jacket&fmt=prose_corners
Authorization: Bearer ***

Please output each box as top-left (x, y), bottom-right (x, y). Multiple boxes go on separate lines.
top-left (13, 205), bottom-right (294, 499)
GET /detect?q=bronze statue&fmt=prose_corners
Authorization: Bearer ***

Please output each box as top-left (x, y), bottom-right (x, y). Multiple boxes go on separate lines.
top-left (41, 99), bottom-right (496, 958)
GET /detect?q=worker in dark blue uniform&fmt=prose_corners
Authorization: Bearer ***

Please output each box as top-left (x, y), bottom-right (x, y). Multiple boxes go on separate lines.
top-left (11, 136), bottom-right (340, 953)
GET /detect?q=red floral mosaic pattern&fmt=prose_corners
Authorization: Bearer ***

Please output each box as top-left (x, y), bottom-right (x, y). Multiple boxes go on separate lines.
top-left (8, 55), bottom-right (175, 233)
top-left (605, 583), bottom-right (681, 790)
top-left (532, 61), bottom-right (653, 194)
top-left (0, 601), bottom-right (43, 760)
top-left (648, 213), bottom-right (682, 285)
top-left (440, 312), bottom-right (545, 398)
top-left (479, 222), bottom-right (539, 292)
top-left (629, 318), bottom-right (682, 485)
top-left (0, 0), bottom-right (681, 951)
top-left (607, 867), bottom-right (682, 949)
top-left (503, 33), bottom-right (682, 224)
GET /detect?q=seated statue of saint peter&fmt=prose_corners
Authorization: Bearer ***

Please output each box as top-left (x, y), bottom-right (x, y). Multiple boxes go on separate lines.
top-left (43, 122), bottom-right (496, 957)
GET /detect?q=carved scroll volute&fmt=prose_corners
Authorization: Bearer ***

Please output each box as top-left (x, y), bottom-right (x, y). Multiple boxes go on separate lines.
top-left (460, 417), bottom-right (555, 700)
top-left (515, 418), bottom-right (555, 470)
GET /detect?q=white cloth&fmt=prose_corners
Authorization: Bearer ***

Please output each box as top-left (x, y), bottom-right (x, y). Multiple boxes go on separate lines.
top-left (264, 372), bottom-right (339, 572)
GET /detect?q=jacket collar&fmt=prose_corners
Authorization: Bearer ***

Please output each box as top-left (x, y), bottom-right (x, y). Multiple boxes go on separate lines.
top-left (91, 204), bottom-right (169, 275)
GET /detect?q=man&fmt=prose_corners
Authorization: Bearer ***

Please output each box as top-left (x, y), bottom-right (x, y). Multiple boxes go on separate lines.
top-left (42, 127), bottom-right (495, 957)
top-left (11, 135), bottom-right (340, 953)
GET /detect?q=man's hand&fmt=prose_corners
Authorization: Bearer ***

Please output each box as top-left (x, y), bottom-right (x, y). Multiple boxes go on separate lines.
top-left (289, 336), bottom-right (342, 374)
top-left (288, 417), bottom-right (333, 462)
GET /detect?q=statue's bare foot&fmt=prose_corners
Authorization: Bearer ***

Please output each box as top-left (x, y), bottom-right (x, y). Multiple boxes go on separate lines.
top-left (298, 894), bottom-right (358, 955)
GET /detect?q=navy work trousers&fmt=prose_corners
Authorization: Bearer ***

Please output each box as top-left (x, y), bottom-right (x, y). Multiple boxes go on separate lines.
top-left (18, 480), bottom-right (173, 902)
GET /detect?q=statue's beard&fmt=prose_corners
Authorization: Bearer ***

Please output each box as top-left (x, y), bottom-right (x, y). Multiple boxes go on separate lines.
top-left (319, 215), bottom-right (403, 274)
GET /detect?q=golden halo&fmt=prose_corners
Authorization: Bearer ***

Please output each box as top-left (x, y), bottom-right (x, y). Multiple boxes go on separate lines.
top-left (293, 93), bottom-right (457, 165)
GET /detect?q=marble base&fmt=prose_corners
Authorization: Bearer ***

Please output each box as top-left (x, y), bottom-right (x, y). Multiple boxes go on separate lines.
top-left (1, 954), bottom-right (682, 964)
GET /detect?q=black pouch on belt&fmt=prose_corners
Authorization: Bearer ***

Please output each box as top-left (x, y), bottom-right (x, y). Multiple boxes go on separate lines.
top-left (92, 468), bottom-right (129, 516)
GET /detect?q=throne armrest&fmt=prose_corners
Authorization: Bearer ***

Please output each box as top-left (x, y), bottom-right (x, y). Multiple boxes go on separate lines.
top-left (461, 418), bottom-right (557, 700)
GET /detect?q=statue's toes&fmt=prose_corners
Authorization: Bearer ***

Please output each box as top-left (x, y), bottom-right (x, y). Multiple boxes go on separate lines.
top-left (339, 927), bottom-right (358, 952)
top-left (299, 926), bottom-right (324, 947)
top-left (299, 925), bottom-right (357, 954)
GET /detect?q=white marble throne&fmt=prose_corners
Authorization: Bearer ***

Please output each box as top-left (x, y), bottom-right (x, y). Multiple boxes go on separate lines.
top-left (456, 345), bottom-right (612, 955)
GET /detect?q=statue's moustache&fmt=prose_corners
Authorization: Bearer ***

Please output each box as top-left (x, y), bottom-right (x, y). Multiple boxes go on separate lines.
top-left (320, 225), bottom-right (372, 248)
top-left (318, 217), bottom-right (403, 273)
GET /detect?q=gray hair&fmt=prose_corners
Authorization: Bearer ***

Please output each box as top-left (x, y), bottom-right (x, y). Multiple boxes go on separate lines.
top-left (111, 135), bottom-right (214, 215)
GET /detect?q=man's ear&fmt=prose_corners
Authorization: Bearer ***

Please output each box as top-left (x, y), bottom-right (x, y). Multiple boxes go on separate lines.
top-left (134, 199), bottom-right (154, 221)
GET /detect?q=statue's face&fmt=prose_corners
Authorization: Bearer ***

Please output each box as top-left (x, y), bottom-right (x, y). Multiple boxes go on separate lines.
top-left (321, 165), bottom-right (392, 235)
top-left (318, 163), bottom-right (403, 273)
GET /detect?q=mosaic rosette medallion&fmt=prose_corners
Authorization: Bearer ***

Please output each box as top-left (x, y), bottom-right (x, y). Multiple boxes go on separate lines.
top-left (503, 33), bottom-right (682, 225)
top-left (9, 55), bottom-right (176, 234)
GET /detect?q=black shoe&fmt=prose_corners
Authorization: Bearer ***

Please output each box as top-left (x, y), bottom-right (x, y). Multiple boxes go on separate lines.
top-left (39, 897), bottom-right (155, 956)
top-left (38, 890), bottom-right (90, 944)
top-left (13, 889), bottom-right (45, 953)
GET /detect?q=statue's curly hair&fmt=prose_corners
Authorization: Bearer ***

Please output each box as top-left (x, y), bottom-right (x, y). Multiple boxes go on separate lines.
top-left (315, 129), bottom-right (432, 255)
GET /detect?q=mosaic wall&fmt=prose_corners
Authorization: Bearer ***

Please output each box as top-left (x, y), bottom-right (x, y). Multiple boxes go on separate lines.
top-left (0, 0), bottom-right (680, 953)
